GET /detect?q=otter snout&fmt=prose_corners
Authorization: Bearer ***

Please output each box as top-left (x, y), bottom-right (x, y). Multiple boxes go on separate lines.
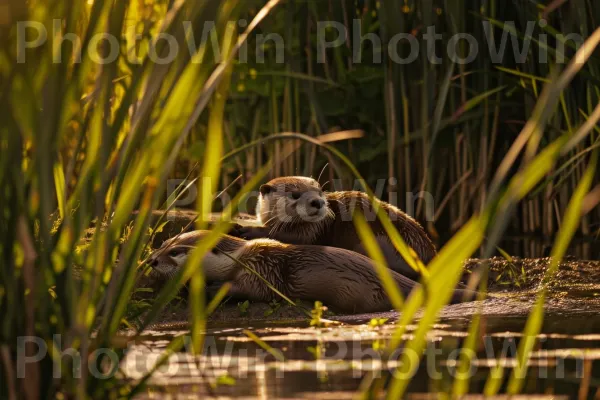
top-left (310, 198), bottom-right (325, 209)
top-left (298, 191), bottom-right (328, 219)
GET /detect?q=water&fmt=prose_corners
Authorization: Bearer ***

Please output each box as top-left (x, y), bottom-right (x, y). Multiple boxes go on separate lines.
top-left (120, 289), bottom-right (600, 398)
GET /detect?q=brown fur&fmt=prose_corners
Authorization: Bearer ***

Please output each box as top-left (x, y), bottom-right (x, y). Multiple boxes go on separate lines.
top-left (233, 176), bottom-right (437, 280)
top-left (148, 231), bottom-right (472, 314)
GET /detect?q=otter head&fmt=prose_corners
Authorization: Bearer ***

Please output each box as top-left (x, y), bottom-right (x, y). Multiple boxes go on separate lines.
top-left (147, 230), bottom-right (245, 281)
top-left (257, 176), bottom-right (332, 227)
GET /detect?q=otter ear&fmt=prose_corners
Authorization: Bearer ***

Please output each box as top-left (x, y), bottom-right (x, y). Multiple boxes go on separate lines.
top-left (259, 184), bottom-right (273, 195)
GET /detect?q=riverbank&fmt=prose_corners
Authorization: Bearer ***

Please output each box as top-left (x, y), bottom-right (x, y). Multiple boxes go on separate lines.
top-left (140, 257), bottom-right (600, 329)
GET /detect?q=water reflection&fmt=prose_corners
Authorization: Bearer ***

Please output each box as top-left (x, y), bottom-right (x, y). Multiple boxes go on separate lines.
top-left (122, 304), bottom-right (600, 398)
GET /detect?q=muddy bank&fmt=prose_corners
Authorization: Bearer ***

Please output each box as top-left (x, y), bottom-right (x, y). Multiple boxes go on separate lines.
top-left (463, 256), bottom-right (600, 292)
top-left (143, 257), bottom-right (600, 329)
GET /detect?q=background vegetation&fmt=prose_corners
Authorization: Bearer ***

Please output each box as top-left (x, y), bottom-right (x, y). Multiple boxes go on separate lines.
top-left (0, 0), bottom-right (599, 398)
top-left (186, 0), bottom-right (599, 256)
top-left (211, 1), bottom-right (600, 241)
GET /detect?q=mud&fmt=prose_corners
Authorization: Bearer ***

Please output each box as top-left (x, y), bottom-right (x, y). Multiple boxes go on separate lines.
top-left (140, 256), bottom-right (600, 329)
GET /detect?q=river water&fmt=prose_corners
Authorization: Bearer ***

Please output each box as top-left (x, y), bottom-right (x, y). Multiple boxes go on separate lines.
top-left (119, 285), bottom-right (600, 398)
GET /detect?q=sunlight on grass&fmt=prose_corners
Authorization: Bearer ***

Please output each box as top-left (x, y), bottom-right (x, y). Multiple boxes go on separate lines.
top-left (1, 0), bottom-right (599, 398)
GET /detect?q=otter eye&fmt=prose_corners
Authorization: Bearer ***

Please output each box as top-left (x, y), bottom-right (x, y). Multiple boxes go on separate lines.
top-left (169, 250), bottom-right (179, 257)
top-left (211, 248), bottom-right (219, 255)
top-left (291, 191), bottom-right (301, 200)
top-left (259, 184), bottom-right (273, 195)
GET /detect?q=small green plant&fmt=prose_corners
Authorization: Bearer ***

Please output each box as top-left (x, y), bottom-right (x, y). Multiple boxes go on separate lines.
top-left (264, 299), bottom-right (281, 317)
top-left (215, 374), bottom-right (237, 387)
top-left (310, 301), bottom-right (327, 327)
top-left (493, 249), bottom-right (529, 288)
top-left (367, 318), bottom-right (388, 351)
top-left (237, 300), bottom-right (250, 316)
top-left (368, 318), bottom-right (389, 328)
top-left (307, 344), bottom-right (324, 359)
top-left (496, 247), bottom-right (514, 263)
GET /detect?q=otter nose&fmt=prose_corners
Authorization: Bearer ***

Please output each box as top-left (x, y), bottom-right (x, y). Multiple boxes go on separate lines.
top-left (310, 198), bottom-right (325, 209)
top-left (149, 258), bottom-right (158, 267)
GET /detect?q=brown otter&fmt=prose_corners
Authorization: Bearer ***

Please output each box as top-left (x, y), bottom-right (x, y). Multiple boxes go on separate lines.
top-left (147, 231), bottom-right (473, 314)
top-left (232, 176), bottom-right (436, 281)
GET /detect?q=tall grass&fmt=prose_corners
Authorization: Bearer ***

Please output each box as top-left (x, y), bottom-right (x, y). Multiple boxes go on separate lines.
top-left (215, 0), bottom-right (599, 254)
top-left (0, 0), bottom-right (283, 397)
top-left (1, 0), bottom-right (600, 398)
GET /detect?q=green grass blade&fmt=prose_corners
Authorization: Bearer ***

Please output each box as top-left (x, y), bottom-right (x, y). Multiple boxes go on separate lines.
top-left (386, 215), bottom-right (487, 399)
top-left (451, 277), bottom-right (488, 396)
top-left (488, 27), bottom-right (600, 202)
top-left (495, 66), bottom-right (551, 83)
top-left (219, 251), bottom-right (298, 307)
top-left (243, 330), bottom-right (285, 362)
top-left (189, 9), bottom-right (237, 355)
top-left (53, 159), bottom-right (66, 220)
top-left (505, 152), bottom-right (597, 394)
top-left (206, 282), bottom-right (232, 316)
top-left (135, 164), bottom-right (271, 334)
top-left (353, 212), bottom-right (404, 310)
top-left (451, 86), bottom-right (507, 121)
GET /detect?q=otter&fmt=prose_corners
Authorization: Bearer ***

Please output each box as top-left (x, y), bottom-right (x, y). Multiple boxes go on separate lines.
top-left (147, 231), bottom-right (474, 314)
top-left (232, 176), bottom-right (436, 281)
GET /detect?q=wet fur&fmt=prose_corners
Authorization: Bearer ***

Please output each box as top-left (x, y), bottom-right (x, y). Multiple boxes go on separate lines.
top-left (234, 240), bottom-right (421, 313)
top-left (237, 177), bottom-right (437, 280)
top-left (149, 231), bottom-right (462, 314)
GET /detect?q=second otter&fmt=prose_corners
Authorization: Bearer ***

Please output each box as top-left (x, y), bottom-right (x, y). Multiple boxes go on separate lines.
top-left (234, 176), bottom-right (436, 280)
top-left (148, 231), bottom-right (472, 314)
